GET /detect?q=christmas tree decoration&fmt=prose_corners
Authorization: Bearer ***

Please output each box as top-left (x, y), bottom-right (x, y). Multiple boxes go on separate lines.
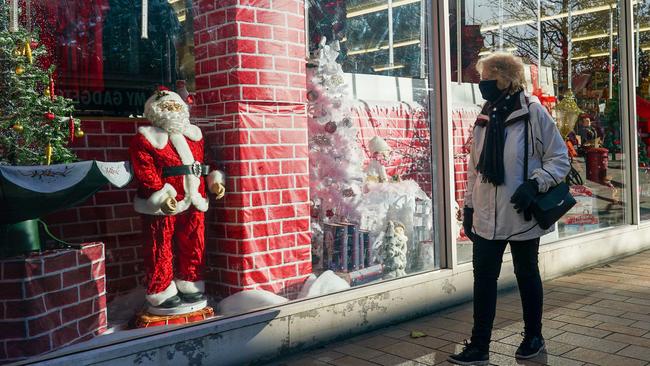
top-left (324, 121), bottom-right (337, 133)
top-left (0, 3), bottom-right (79, 166)
top-left (45, 142), bottom-right (53, 165)
top-left (380, 221), bottom-right (408, 279)
top-left (12, 123), bottom-right (23, 133)
top-left (69, 117), bottom-right (75, 142)
top-left (49, 75), bottom-right (55, 100)
top-left (24, 41), bottom-right (32, 64)
top-left (308, 37), bottom-right (365, 227)
top-left (74, 127), bottom-right (85, 138)
top-left (555, 92), bottom-right (582, 138)
top-left (307, 90), bottom-right (320, 101)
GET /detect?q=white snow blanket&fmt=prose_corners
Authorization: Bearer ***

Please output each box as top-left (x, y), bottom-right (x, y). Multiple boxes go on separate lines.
top-left (297, 270), bottom-right (350, 298)
top-left (216, 290), bottom-right (288, 316)
top-left (358, 179), bottom-right (432, 268)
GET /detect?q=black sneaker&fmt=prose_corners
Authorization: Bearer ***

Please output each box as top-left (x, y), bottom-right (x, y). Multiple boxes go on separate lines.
top-left (179, 292), bottom-right (206, 303)
top-left (447, 340), bottom-right (489, 366)
top-left (515, 333), bottom-right (545, 359)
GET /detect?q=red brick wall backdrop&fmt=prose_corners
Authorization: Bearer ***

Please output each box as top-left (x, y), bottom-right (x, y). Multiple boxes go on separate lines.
top-left (0, 243), bottom-right (107, 363)
top-left (451, 107), bottom-right (480, 209)
top-left (352, 102), bottom-right (433, 196)
top-left (45, 119), bottom-right (148, 302)
top-left (192, 0), bottom-right (312, 298)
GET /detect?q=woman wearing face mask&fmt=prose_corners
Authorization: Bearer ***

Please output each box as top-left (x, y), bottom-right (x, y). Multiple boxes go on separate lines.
top-left (448, 53), bottom-right (570, 366)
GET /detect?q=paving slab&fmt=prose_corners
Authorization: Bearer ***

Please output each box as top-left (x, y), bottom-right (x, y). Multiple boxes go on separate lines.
top-left (266, 250), bottom-right (650, 366)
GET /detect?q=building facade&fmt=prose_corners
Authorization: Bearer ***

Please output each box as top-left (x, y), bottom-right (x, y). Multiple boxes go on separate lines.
top-left (3, 0), bottom-right (650, 364)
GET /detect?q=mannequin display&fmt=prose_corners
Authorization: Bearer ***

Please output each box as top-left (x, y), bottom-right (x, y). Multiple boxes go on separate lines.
top-left (129, 88), bottom-right (225, 314)
top-left (366, 136), bottom-right (390, 183)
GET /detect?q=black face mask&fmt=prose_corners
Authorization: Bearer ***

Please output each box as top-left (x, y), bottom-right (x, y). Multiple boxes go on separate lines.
top-left (478, 80), bottom-right (502, 102)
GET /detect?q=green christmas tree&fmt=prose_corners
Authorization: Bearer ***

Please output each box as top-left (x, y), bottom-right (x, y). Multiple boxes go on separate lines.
top-left (0, 3), bottom-right (80, 166)
top-left (603, 85), bottom-right (622, 154)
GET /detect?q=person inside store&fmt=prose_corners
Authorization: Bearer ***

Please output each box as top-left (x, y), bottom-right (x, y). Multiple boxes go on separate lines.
top-left (448, 52), bottom-right (570, 366)
top-left (575, 113), bottom-right (599, 147)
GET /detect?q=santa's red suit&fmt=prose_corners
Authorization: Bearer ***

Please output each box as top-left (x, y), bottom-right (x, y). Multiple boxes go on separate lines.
top-left (129, 90), bottom-right (224, 307)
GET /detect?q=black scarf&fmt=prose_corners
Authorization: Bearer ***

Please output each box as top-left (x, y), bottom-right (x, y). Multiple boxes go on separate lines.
top-left (476, 90), bottom-right (520, 186)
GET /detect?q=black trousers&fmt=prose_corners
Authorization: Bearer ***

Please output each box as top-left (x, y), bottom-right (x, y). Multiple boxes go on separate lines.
top-left (470, 235), bottom-right (543, 350)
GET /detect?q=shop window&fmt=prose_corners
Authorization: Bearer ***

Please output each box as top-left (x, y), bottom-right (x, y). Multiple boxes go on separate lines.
top-left (635, 2), bottom-right (650, 221)
top-left (307, 0), bottom-right (439, 286)
top-left (26, 0), bottom-right (194, 117)
top-left (450, 0), bottom-right (628, 263)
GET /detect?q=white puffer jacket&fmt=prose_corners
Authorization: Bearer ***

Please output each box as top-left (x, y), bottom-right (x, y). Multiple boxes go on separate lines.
top-left (465, 92), bottom-right (570, 241)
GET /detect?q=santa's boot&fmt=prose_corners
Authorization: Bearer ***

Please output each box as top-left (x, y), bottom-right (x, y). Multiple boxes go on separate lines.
top-left (175, 279), bottom-right (206, 303)
top-left (146, 282), bottom-right (182, 308)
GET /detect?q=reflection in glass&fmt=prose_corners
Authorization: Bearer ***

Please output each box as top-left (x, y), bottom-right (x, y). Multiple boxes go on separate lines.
top-left (25, 0), bottom-right (195, 116)
top-left (450, 0), bottom-right (627, 264)
top-left (307, 0), bottom-right (438, 287)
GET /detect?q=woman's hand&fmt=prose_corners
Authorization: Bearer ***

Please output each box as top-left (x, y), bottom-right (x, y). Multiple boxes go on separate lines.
top-left (510, 180), bottom-right (538, 220)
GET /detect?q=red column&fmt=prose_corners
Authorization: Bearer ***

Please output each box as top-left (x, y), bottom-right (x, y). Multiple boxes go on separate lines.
top-left (193, 0), bottom-right (311, 298)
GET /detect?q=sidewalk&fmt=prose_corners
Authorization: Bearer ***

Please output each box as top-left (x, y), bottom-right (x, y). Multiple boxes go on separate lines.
top-left (267, 250), bottom-right (650, 366)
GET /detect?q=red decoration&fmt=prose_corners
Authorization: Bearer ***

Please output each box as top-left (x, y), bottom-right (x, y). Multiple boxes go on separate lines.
top-left (325, 121), bottom-right (337, 133)
top-left (44, 112), bottom-right (55, 121)
top-left (49, 76), bottom-right (55, 100)
top-left (69, 117), bottom-right (75, 143)
top-left (186, 95), bottom-right (195, 105)
top-left (157, 85), bottom-right (171, 91)
top-left (326, 209), bottom-right (334, 218)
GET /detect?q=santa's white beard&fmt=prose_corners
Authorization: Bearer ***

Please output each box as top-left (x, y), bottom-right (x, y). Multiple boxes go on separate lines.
top-left (150, 108), bottom-right (191, 133)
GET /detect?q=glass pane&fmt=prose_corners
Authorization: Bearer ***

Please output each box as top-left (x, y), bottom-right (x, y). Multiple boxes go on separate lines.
top-left (308, 0), bottom-right (439, 284)
top-left (635, 1), bottom-right (650, 220)
top-left (24, 0), bottom-right (195, 117)
top-left (449, 0), bottom-right (627, 264)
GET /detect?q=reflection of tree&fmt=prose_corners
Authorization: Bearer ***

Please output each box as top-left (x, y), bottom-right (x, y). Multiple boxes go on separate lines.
top-left (472, 0), bottom-right (626, 96)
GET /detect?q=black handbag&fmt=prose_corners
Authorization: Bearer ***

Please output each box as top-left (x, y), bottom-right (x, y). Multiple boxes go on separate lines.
top-left (523, 111), bottom-right (576, 230)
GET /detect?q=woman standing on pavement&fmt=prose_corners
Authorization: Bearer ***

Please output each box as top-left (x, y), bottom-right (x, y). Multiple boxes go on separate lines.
top-left (448, 53), bottom-right (570, 366)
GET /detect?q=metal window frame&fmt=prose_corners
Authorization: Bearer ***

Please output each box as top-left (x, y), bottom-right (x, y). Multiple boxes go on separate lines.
top-left (621, 0), bottom-right (642, 226)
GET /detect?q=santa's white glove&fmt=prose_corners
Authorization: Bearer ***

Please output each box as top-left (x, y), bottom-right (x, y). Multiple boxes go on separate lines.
top-left (210, 183), bottom-right (226, 200)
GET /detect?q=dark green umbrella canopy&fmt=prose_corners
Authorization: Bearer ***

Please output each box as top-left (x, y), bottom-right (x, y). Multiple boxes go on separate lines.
top-left (0, 161), bottom-right (132, 224)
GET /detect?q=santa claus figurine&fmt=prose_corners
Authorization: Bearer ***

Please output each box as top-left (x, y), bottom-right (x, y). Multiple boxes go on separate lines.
top-left (129, 88), bottom-right (225, 311)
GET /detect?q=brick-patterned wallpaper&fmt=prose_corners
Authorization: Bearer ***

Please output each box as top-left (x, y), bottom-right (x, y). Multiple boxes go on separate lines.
top-left (193, 0), bottom-right (312, 298)
top-left (46, 120), bottom-right (147, 302)
top-left (0, 243), bottom-right (107, 363)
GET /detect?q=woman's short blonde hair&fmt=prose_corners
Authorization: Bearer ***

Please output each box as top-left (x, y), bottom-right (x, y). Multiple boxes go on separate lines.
top-left (476, 52), bottom-right (526, 94)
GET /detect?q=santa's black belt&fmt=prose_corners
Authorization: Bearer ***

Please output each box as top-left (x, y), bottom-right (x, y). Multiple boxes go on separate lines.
top-left (162, 163), bottom-right (209, 178)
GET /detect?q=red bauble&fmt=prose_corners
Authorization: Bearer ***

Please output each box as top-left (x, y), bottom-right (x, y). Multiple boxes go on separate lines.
top-left (326, 209), bottom-right (334, 218)
top-left (186, 95), bottom-right (195, 105)
top-left (324, 121), bottom-right (337, 133)
top-left (44, 112), bottom-right (55, 121)
top-left (30, 40), bottom-right (39, 50)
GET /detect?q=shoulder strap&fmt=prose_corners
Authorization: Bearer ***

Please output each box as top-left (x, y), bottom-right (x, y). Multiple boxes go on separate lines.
top-left (523, 96), bottom-right (533, 182)
top-left (524, 114), bottom-right (529, 181)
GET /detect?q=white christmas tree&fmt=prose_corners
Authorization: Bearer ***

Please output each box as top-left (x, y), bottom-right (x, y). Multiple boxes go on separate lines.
top-left (307, 38), bottom-right (365, 226)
